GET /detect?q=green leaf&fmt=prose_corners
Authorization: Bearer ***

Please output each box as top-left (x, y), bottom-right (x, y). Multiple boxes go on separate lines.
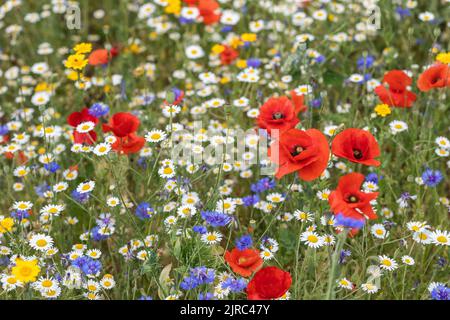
top-left (323, 70), bottom-right (344, 86)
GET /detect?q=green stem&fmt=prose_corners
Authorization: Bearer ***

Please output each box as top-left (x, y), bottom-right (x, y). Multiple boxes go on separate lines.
top-left (325, 229), bottom-right (349, 300)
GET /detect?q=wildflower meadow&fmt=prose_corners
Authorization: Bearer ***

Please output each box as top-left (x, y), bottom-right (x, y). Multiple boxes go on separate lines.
top-left (0, 0), bottom-right (449, 302)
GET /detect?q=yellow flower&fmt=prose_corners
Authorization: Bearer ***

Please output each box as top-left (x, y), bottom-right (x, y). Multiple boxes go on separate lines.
top-left (73, 42), bottom-right (92, 54)
top-left (128, 43), bottom-right (142, 54)
top-left (267, 48), bottom-right (278, 56)
top-left (67, 70), bottom-right (79, 81)
top-left (0, 217), bottom-right (14, 233)
top-left (220, 76), bottom-right (231, 84)
top-left (12, 258), bottom-right (40, 283)
top-left (241, 33), bottom-right (257, 42)
top-left (236, 59), bottom-right (247, 69)
top-left (230, 37), bottom-right (243, 49)
top-left (211, 44), bottom-right (225, 55)
top-left (64, 54), bottom-right (88, 70)
top-left (374, 104), bottom-right (391, 117)
top-left (35, 82), bottom-right (54, 93)
top-left (436, 52), bottom-right (450, 64)
top-left (165, 0), bottom-right (181, 15)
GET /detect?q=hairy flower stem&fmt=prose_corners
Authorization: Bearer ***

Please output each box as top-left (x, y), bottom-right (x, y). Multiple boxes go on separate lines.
top-left (326, 229), bottom-right (349, 300)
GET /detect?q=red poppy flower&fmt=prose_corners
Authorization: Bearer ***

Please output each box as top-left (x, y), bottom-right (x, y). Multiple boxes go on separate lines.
top-left (88, 47), bottom-right (119, 66)
top-left (328, 173), bottom-right (379, 222)
top-left (331, 128), bottom-right (380, 166)
top-left (73, 130), bottom-right (97, 145)
top-left (417, 63), bottom-right (450, 92)
top-left (4, 150), bottom-right (28, 164)
top-left (67, 108), bottom-right (98, 145)
top-left (67, 107), bottom-right (98, 127)
top-left (88, 49), bottom-right (109, 66)
top-left (182, 0), bottom-right (198, 4)
top-left (290, 90), bottom-right (308, 113)
top-left (224, 248), bottom-right (263, 278)
top-left (198, 0), bottom-right (220, 25)
top-left (220, 45), bottom-right (239, 65)
top-left (257, 97), bottom-right (300, 134)
top-left (0, 134), bottom-right (9, 144)
top-left (111, 133), bottom-right (145, 155)
top-left (102, 112), bottom-right (140, 138)
top-left (246, 266), bottom-right (292, 300)
top-left (269, 128), bottom-right (329, 181)
top-left (374, 70), bottom-right (417, 107)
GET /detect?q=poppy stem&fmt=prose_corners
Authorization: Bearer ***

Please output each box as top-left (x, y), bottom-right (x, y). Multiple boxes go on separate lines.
top-left (325, 229), bottom-right (349, 300)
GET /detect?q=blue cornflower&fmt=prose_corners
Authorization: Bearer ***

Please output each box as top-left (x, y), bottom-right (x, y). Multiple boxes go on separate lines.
top-left (179, 17), bottom-right (195, 24)
top-left (193, 225), bottom-right (207, 234)
top-left (44, 161), bottom-right (60, 173)
top-left (10, 210), bottom-right (30, 221)
top-left (0, 124), bottom-right (8, 135)
top-left (242, 194), bottom-right (259, 207)
top-left (339, 249), bottom-right (351, 264)
top-left (71, 189), bottom-right (90, 203)
top-left (396, 6), bottom-right (411, 18)
top-left (0, 257), bottom-right (10, 266)
top-left (190, 267), bottom-right (215, 284)
top-left (201, 211), bottom-right (232, 227)
top-left (357, 55), bottom-right (375, 70)
top-left (422, 169), bottom-right (443, 187)
top-left (221, 26), bottom-right (233, 33)
top-left (137, 157), bottom-right (148, 169)
top-left (139, 93), bottom-right (155, 106)
top-left (198, 292), bottom-right (215, 300)
top-left (135, 202), bottom-right (154, 220)
top-left (364, 73), bottom-right (372, 81)
top-left (431, 285), bottom-right (450, 300)
top-left (222, 277), bottom-right (247, 293)
top-left (72, 256), bottom-right (102, 276)
top-left (365, 173), bottom-right (382, 184)
top-left (315, 55), bottom-right (325, 63)
top-left (223, 88), bottom-right (232, 97)
top-left (35, 183), bottom-right (50, 197)
top-left (335, 213), bottom-right (365, 229)
top-left (246, 58), bottom-right (261, 68)
top-left (436, 257), bottom-right (447, 269)
top-left (235, 235), bottom-right (253, 250)
top-left (138, 295), bottom-right (153, 300)
top-left (89, 102), bottom-right (109, 117)
top-left (180, 276), bottom-right (199, 290)
top-left (81, 258), bottom-right (102, 276)
top-left (72, 256), bottom-right (89, 269)
top-left (90, 226), bottom-right (109, 241)
top-left (180, 266), bottom-right (215, 291)
top-left (250, 178), bottom-right (275, 193)
top-left (310, 98), bottom-right (322, 109)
